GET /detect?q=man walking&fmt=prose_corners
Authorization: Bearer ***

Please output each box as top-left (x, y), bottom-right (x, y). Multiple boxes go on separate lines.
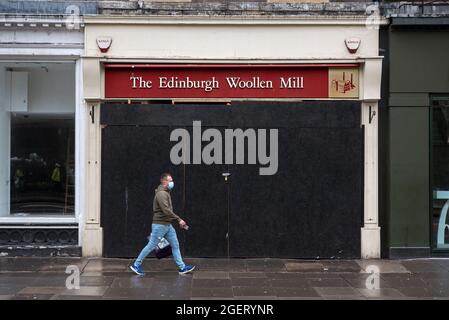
top-left (130, 173), bottom-right (195, 276)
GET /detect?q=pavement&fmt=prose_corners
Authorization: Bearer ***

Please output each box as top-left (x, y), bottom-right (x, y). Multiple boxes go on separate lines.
top-left (1, 257), bottom-right (449, 300)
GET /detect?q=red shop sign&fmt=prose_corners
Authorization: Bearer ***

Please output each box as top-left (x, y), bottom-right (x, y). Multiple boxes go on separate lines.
top-left (104, 64), bottom-right (360, 99)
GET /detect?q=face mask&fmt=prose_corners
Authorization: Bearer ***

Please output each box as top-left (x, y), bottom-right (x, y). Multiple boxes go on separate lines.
top-left (168, 181), bottom-right (174, 190)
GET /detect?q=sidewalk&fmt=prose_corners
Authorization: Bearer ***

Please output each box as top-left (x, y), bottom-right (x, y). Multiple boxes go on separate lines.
top-left (1, 257), bottom-right (449, 300)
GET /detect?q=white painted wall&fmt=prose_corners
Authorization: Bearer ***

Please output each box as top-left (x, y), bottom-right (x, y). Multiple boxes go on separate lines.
top-left (27, 63), bottom-right (75, 114)
top-left (0, 66), bottom-right (11, 217)
top-left (85, 20), bottom-right (380, 60)
top-left (0, 29), bottom-right (83, 57)
top-left (0, 30), bottom-right (83, 46)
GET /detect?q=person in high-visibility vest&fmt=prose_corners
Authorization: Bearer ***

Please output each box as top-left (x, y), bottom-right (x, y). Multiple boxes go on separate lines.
top-left (14, 168), bottom-right (24, 190)
top-left (51, 163), bottom-right (61, 191)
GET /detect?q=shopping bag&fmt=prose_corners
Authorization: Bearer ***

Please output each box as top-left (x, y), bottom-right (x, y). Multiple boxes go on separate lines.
top-left (154, 237), bottom-right (172, 259)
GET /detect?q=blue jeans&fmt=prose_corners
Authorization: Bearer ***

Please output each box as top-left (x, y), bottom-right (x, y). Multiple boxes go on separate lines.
top-left (134, 223), bottom-right (185, 270)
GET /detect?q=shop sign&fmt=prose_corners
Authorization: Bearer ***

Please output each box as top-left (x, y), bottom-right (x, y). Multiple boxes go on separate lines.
top-left (105, 64), bottom-right (359, 99)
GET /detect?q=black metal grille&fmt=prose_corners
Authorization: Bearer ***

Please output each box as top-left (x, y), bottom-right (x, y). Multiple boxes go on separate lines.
top-left (0, 228), bottom-right (78, 246)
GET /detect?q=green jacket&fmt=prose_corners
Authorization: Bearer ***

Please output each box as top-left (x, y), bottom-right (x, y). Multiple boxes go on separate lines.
top-left (152, 184), bottom-right (181, 224)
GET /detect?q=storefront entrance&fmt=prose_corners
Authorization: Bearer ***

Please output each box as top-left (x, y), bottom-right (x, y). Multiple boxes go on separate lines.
top-left (100, 101), bottom-right (363, 258)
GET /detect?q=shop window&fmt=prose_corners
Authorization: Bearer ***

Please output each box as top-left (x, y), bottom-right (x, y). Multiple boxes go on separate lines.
top-left (432, 97), bottom-right (449, 251)
top-left (10, 115), bottom-right (75, 216)
top-left (0, 62), bottom-right (76, 218)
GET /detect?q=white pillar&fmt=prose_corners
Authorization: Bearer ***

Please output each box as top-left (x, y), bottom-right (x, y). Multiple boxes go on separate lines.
top-left (75, 58), bottom-right (86, 247)
top-left (361, 101), bottom-right (381, 259)
top-left (82, 102), bottom-right (103, 256)
top-left (0, 66), bottom-right (10, 217)
top-left (360, 57), bottom-right (382, 259)
top-left (81, 57), bottom-right (103, 257)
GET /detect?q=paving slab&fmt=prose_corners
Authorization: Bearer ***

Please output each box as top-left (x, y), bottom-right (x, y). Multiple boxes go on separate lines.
top-left (1, 257), bottom-right (449, 300)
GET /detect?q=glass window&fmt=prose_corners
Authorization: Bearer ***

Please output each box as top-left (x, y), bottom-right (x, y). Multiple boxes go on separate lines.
top-left (10, 116), bottom-right (75, 216)
top-left (0, 62), bottom-right (76, 218)
top-left (432, 97), bottom-right (449, 250)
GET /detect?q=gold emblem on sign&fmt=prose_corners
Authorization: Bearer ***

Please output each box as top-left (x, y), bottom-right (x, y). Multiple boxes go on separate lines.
top-left (328, 68), bottom-right (359, 98)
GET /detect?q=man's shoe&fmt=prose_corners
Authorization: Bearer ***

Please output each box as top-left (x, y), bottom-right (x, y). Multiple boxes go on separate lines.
top-left (129, 263), bottom-right (145, 276)
top-left (179, 265), bottom-right (196, 275)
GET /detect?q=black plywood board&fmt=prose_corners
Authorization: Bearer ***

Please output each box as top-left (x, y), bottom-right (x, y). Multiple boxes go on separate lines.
top-left (100, 101), bottom-right (362, 258)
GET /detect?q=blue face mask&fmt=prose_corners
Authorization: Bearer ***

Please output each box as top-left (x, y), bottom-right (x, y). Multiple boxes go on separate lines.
top-left (168, 181), bottom-right (174, 190)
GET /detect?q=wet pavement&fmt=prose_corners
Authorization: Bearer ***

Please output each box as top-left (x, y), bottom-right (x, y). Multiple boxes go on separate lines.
top-left (0, 257), bottom-right (449, 300)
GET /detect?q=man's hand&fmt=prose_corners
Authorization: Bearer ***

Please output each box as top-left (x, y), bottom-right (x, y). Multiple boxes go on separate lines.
top-left (179, 219), bottom-right (187, 228)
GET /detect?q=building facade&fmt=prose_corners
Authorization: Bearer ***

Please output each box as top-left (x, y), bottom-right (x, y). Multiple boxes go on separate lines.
top-left (4, 0), bottom-right (448, 260)
top-left (0, 1), bottom-right (96, 255)
top-left (380, 2), bottom-right (449, 258)
top-left (80, 2), bottom-right (383, 259)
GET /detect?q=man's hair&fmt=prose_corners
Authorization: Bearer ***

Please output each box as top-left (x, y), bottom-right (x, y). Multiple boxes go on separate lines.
top-left (160, 173), bottom-right (172, 181)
